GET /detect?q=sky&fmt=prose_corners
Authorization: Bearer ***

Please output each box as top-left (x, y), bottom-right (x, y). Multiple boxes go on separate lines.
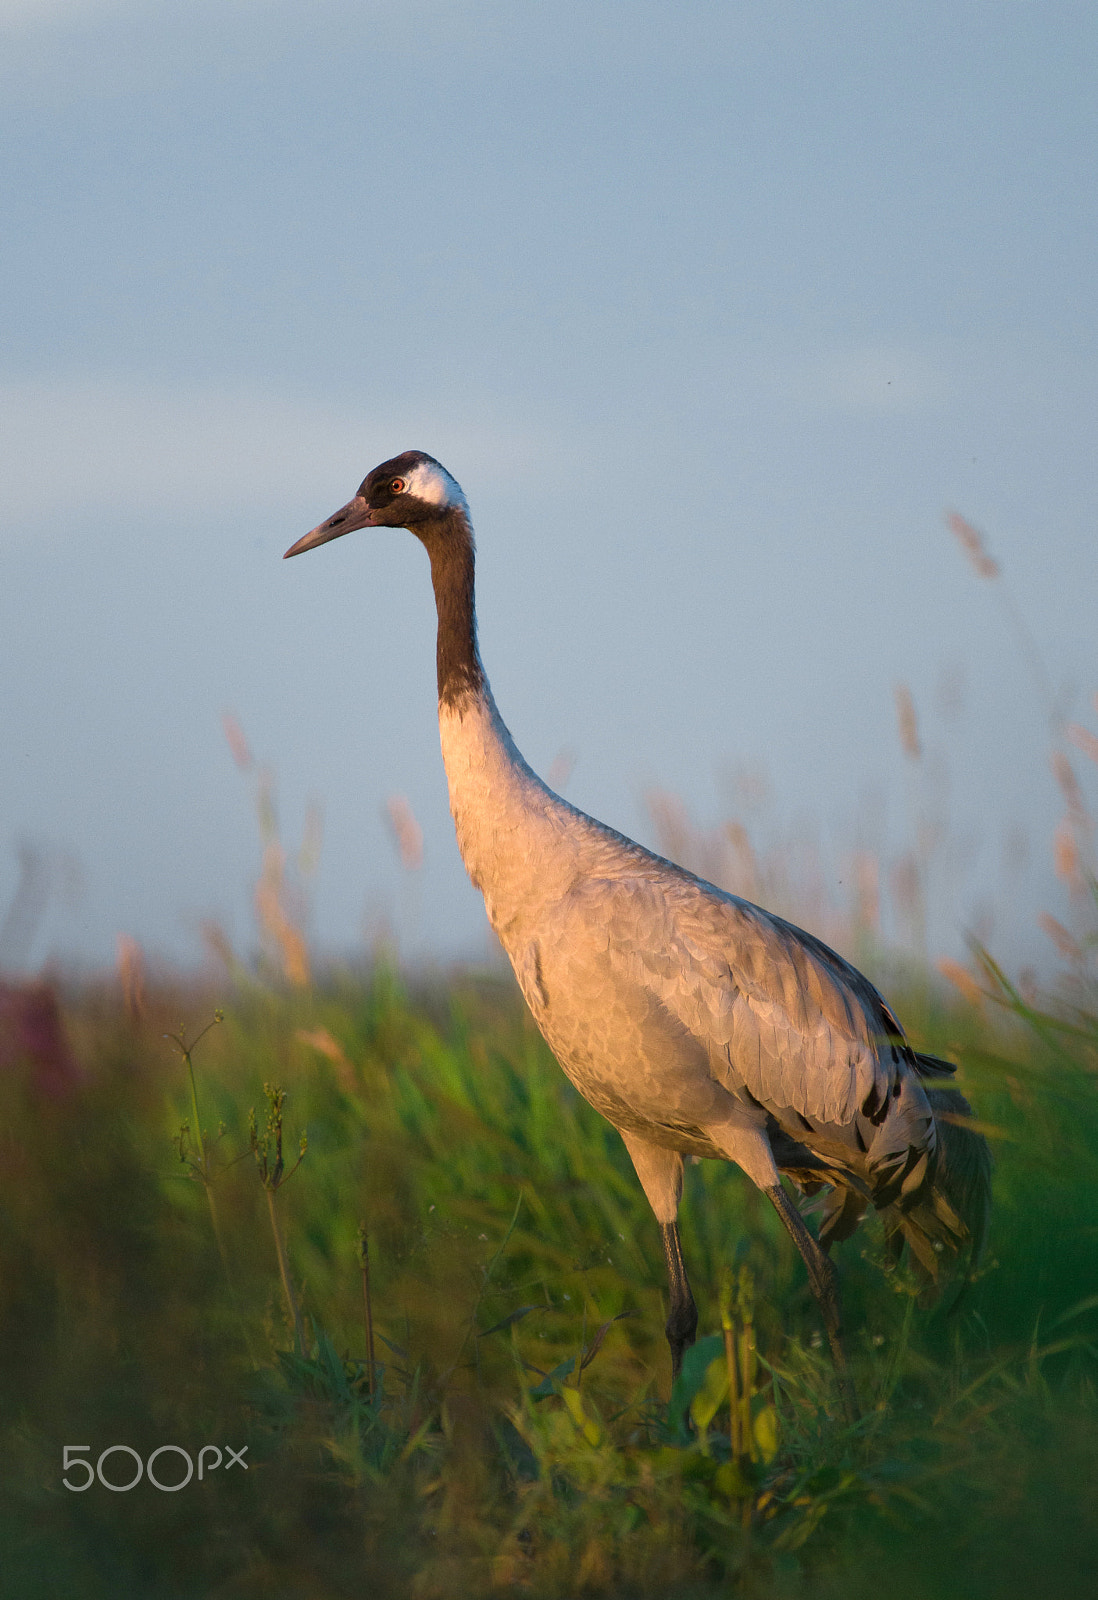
top-left (1, 0), bottom-right (1096, 979)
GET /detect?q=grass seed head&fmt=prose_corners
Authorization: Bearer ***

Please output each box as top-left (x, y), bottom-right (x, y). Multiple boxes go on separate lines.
top-left (947, 511), bottom-right (1000, 579)
top-left (893, 683), bottom-right (922, 760)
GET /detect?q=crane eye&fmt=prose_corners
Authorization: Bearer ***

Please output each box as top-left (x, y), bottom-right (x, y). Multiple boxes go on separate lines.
top-left (390, 477), bottom-right (406, 495)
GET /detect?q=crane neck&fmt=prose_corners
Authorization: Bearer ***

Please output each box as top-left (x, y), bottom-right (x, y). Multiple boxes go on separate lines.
top-left (419, 508), bottom-right (485, 708)
top-left (421, 503), bottom-right (577, 934)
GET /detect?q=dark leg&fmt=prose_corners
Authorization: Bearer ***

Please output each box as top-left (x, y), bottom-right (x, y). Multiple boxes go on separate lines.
top-left (617, 1131), bottom-right (697, 1385)
top-left (659, 1220), bottom-right (698, 1381)
top-left (766, 1182), bottom-right (860, 1424)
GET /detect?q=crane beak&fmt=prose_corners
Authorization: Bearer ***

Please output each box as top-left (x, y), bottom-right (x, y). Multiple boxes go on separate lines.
top-left (283, 495), bottom-right (375, 558)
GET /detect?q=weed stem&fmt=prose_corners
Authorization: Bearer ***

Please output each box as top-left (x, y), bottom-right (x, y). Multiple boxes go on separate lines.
top-left (266, 1186), bottom-right (306, 1357)
top-left (358, 1223), bottom-right (377, 1397)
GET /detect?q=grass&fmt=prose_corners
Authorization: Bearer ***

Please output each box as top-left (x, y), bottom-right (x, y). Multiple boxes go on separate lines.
top-left (0, 949), bottom-right (1096, 1598)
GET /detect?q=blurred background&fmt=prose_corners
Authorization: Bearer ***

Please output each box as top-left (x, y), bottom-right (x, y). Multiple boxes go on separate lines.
top-left (2, 0), bottom-right (1096, 978)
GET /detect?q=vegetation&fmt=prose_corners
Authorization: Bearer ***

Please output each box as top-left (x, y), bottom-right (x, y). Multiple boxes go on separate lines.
top-left (0, 943), bottom-right (1095, 1598)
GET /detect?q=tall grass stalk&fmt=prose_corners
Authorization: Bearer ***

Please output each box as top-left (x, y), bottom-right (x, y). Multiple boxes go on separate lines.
top-left (357, 1220), bottom-right (377, 1396)
top-left (249, 1082), bottom-right (307, 1356)
top-left (719, 1268), bottom-right (743, 1461)
top-left (166, 1012), bottom-right (235, 1294)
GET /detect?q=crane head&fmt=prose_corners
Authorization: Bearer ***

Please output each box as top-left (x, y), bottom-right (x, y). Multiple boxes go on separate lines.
top-left (284, 450), bottom-right (467, 558)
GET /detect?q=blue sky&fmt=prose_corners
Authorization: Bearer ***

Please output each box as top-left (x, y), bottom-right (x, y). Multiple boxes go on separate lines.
top-left (2, 0), bottom-right (1096, 976)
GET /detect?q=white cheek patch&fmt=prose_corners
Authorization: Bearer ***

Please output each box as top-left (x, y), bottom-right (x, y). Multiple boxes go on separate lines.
top-left (404, 459), bottom-right (465, 510)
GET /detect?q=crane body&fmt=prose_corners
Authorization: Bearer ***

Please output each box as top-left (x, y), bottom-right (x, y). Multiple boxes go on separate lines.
top-left (286, 450), bottom-right (990, 1419)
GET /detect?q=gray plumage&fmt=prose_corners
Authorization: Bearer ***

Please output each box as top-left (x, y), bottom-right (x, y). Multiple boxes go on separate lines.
top-left (286, 450), bottom-right (991, 1418)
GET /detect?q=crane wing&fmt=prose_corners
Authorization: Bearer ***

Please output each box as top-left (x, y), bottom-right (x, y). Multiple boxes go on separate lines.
top-left (582, 871), bottom-right (901, 1128)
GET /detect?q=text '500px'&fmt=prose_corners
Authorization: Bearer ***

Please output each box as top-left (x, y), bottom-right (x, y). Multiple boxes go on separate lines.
top-left (62, 1445), bottom-right (248, 1491)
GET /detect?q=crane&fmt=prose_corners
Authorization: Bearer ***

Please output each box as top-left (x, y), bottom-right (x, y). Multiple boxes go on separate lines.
top-left (285, 450), bottom-right (991, 1420)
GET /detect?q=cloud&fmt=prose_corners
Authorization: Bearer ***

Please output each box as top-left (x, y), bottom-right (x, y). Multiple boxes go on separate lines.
top-left (0, 0), bottom-right (509, 114)
top-left (0, 0), bottom-right (487, 31)
top-left (0, 374), bottom-right (541, 539)
top-left (0, 0), bottom-right (129, 25)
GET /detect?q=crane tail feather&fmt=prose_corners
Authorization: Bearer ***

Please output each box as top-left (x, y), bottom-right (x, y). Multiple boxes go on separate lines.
top-left (912, 1051), bottom-right (959, 1079)
top-left (884, 1085), bottom-right (992, 1289)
